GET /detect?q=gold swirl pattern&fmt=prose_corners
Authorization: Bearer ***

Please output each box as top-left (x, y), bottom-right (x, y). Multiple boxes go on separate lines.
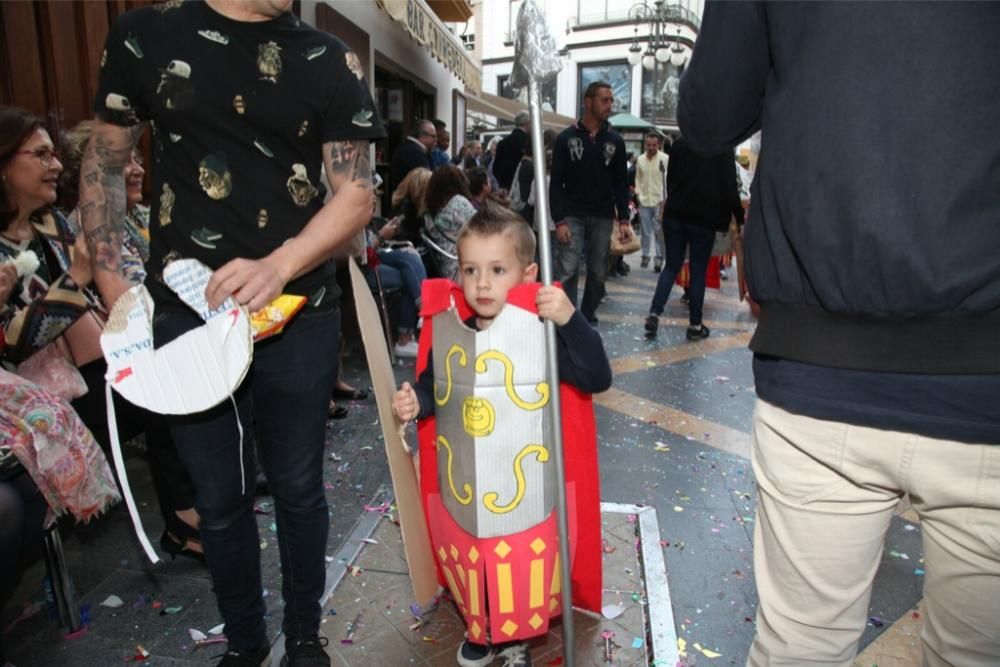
top-left (436, 435), bottom-right (473, 505)
top-left (474, 350), bottom-right (550, 410)
top-left (434, 344), bottom-right (468, 406)
top-left (483, 444), bottom-right (549, 514)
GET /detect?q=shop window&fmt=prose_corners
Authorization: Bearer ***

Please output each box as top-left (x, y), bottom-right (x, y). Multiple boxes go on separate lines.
top-left (640, 61), bottom-right (685, 125)
top-left (578, 61), bottom-right (631, 116)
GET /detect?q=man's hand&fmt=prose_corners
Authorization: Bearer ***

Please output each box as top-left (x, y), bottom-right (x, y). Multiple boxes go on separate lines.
top-left (392, 381), bottom-right (419, 422)
top-left (617, 220), bottom-right (632, 243)
top-left (0, 263), bottom-right (17, 306)
top-left (205, 253), bottom-right (292, 312)
top-left (556, 223), bottom-right (571, 245)
top-left (536, 285), bottom-right (574, 326)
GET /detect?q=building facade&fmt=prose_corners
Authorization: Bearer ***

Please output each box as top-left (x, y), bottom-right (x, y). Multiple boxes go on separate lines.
top-left (476, 0), bottom-right (702, 137)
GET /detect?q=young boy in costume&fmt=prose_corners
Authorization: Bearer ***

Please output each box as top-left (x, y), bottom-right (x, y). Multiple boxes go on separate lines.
top-left (393, 200), bottom-right (611, 666)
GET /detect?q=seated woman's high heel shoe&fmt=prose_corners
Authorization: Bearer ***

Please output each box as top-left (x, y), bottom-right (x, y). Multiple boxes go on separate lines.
top-left (160, 531), bottom-right (206, 564)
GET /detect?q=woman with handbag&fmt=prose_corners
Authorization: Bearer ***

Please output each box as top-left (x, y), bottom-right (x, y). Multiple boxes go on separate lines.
top-left (0, 107), bottom-right (203, 563)
top-left (423, 165), bottom-right (476, 279)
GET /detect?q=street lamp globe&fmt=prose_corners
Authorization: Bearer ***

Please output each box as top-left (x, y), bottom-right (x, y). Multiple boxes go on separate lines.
top-left (669, 47), bottom-right (687, 67)
top-left (655, 46), bottom-right (670, 62)
top-left (642, 53), bottom-right (656, 71)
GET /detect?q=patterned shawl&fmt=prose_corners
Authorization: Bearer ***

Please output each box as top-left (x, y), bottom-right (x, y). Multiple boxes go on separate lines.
top-left (0, 368), bottom-right (119, 523)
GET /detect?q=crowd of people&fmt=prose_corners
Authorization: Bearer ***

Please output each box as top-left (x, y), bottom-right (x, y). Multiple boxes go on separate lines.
top-left (2, 1), bottom-right (998, 667)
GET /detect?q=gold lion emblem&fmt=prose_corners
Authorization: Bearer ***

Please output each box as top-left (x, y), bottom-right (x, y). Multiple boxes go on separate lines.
top-left (258, 41), bottom-right (282, 83)
top-left (462, 396), bottom-right (496, 437)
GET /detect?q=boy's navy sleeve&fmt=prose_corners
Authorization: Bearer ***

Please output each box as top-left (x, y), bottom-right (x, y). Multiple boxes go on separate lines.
top-left (414, 351), bottom-right (436, 420)
top-left (555, 311), bottom-right (613, 393)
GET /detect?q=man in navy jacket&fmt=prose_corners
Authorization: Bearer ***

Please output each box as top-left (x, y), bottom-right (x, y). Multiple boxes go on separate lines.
top-left (682, 3), bottom-right (1000, 665)
top-left (549, 82), bottom-right (630, 325)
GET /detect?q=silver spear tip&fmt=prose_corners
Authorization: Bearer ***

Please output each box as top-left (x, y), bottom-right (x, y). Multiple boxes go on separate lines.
top-left (510, 0), bottom-right (562, 91)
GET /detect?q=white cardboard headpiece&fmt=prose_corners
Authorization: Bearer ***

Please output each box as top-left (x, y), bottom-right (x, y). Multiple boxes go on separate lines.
top-left (101, 259), bottom-right (253, 414)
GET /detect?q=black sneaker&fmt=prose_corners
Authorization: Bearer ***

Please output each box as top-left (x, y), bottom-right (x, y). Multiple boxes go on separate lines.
top-left (497, 641), bottom-right (532, 666)
top-left (653, 262), bottom-right (662, 273)
top-left (640, 256), bottom-right (650, 268)
top-left (644, 314), bottom-right (659, 335)
top-left (281, 636), bottom-right (330, 666)
top-left (218, 644), bottom-right (271, 667)
top-left (686, 324), bottom-right (710, 340)
top-left (680, 291), bottom-right (690, 304)
top-left (457, 638), bottom-right (496, 667)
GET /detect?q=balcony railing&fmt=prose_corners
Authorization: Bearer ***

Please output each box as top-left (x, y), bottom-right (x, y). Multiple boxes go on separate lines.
top-left (574, 3), bottom-right (700, 31)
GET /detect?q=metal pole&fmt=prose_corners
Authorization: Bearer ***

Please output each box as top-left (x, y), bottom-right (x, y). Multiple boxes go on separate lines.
top-left (527, 79), bottom-right (575, 666)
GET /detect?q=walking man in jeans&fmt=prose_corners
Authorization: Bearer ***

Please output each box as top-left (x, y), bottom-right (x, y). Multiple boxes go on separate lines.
top-left (550, 81), bottom-right (630, 325)
top-left (634, 132), bottom-right (667, 272)
top-left (644, 134), bottom-right (742, 340)
top-left (80, 1), bottom-right (385, 665)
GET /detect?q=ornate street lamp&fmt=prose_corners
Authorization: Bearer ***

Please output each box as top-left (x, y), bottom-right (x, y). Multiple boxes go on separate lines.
top-left (626, 0), bottom-right (695, 125)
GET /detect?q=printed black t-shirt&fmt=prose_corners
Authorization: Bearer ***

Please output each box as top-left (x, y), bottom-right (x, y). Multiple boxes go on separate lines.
top-left (94, 0), bottom-right (386, 307)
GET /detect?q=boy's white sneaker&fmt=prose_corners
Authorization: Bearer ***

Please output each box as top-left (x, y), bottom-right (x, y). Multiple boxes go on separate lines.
top-left (456, 639), bottom-right (495, 667)
top-left (497, 642), bottom-right (531, 666)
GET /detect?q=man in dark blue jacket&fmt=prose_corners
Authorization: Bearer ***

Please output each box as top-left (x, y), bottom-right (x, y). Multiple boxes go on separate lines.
top-left (389, 119), bottom-right (434, 193)
top-left (550, 81), bottom-right (630, 325)
top-left (682, 3), bottom-right (1000, 665)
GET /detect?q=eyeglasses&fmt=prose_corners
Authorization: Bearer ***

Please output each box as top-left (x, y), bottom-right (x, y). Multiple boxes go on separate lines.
top-left (16, 147), bottom-right (61, 167)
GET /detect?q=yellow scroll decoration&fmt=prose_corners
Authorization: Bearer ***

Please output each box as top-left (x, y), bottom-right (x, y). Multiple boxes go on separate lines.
top-left (436, 435), bottom-right (473, 505)
top-left (434, 344), bottom-right (468, 406)
top-left (474, 350), bottom-right (549, 411)
top-left (483, 444), bottom-right (549, 514)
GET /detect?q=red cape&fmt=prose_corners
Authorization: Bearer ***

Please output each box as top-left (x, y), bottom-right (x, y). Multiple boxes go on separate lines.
top-left (415, 279), bottom-right (603, 614)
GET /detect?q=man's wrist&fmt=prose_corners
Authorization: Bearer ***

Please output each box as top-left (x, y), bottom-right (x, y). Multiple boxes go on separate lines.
top-left (268, 239), bottom-right (302, 284)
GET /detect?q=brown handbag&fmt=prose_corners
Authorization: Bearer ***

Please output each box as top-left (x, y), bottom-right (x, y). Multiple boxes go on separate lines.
top-left (610, 224), bottom-right (641, 256)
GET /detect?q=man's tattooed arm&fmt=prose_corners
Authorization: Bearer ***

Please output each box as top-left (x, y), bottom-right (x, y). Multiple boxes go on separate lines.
top-left (324, 140), bottom-right (373, 197)
top-left (78, 122), bottom-right (145, 275)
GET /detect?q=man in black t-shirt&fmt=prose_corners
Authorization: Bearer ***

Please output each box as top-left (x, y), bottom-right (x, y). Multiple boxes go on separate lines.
top-left (80, 2), bottom-right (385, 665)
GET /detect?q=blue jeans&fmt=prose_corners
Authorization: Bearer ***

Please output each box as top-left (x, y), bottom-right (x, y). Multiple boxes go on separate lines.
top-left (154, 302), bottom-right (340, 651)
top-left (638, 206), bottom-right (664, 260)
top-left (555, 216), bottom-right (613, 322)
top-left (649, 217), bottom-right (716, 325)
top-left (377, 248), bottom-right (425, 332)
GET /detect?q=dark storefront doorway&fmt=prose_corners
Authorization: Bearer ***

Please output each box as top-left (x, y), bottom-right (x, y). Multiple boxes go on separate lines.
top-left (373, 60), bottom-right (435, 212)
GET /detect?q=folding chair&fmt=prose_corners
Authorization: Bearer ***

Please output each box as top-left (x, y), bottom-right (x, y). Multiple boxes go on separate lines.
top-left (42, 524), bottom-right (82, 632)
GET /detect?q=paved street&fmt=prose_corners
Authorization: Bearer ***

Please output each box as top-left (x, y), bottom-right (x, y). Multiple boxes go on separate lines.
top-left (3, 261), bottom-right (925, 666)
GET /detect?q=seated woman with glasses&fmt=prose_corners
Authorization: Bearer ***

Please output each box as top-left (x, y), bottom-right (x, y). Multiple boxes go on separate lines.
top-left (0, 106), bottom-right (203, 567)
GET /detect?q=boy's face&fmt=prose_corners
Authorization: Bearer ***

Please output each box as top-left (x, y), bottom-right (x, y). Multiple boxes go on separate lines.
top-left (458, 232), bottom-right (538, 325)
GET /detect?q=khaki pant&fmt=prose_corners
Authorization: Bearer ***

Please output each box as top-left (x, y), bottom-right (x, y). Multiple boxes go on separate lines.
top-left (748, 400), bottom-right (1000, 667)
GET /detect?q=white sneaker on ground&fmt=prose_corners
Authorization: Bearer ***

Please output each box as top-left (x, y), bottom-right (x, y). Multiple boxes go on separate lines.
top-left (394, 340), bottom-right (419, 358)
top-left (456, 639), bottom-right (495, 667)
top-left (496, 642), bottom-right (531, 666)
